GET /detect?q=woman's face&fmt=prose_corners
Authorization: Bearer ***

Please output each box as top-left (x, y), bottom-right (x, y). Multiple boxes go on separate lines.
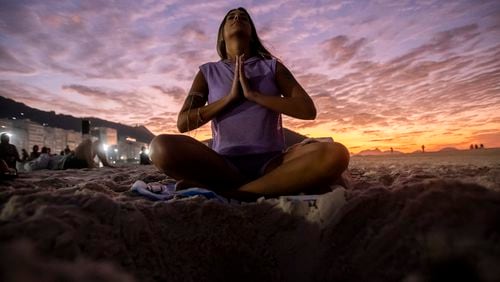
top-left (223, 9), bottom-right (252, 40)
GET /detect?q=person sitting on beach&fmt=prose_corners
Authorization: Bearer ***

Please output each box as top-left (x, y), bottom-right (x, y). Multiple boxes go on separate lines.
top-left (149, 7), bottom-right (349, 199)
top-left (139, 146), bottom-right (151, 165)
top-left (21, 149), bottom-right (29, 162)
top-left (0, 133), bottom-right (21, 177)
top-left (64, 145), bottom-right (71, 155)
top-left (29, 145), bottom-right (40, 160)
top-left (25, 139), bottom-right (113, 171)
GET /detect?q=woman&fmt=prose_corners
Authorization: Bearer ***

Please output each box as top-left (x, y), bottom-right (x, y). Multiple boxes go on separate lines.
top-left (150, 7), bottom-right (349, 199)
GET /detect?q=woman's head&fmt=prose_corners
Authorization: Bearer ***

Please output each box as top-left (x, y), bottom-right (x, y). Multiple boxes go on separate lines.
top-left (216, 7), bottom-right (273, 60)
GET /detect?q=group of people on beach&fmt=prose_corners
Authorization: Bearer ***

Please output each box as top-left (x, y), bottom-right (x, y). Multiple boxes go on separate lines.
top-left (0, 132), bottom-right (113, 178)
top-left (2, 7), bottom-right (350, 200)
top-left (470, 144), bottom-right (485, 150)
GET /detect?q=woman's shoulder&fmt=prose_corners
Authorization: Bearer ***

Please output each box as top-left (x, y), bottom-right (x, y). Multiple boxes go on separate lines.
top-left (200, 59), bottom-right (225, 67)
top-left (199, 60), bottom-right (226, 73)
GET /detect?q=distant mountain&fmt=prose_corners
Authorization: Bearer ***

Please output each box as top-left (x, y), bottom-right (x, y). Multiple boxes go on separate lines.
top-left (438, 147), bottom-right (460, 152)
top-left (356, 148), bottom-right (383, 156)
top-left (383, 150), bottom-right (404, 155)
top-left (0, 96), bottom-right (155, 143)
top-left (355, 148), bottom-right (404, 156)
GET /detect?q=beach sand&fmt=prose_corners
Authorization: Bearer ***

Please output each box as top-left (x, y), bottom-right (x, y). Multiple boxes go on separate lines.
top-left (1, 149), bottom-right (499, 282)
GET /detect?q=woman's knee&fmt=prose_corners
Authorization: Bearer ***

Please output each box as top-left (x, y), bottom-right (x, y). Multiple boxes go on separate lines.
top-left (149, 134), bottom-right (194, 170)
top-left (314, 142), bottom-right (350, 174)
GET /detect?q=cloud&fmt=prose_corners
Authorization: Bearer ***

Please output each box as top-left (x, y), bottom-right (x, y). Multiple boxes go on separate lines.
top-left (321, 35), bottom-right (369, 66)
top-left (389, 24), bottom-right (480, 65)
top-left (0, 45), bottom-right (35, 73)
top-left (151, 85), bottom-right (186, 102)
top-left (178, 22), bottom-right (209, 42)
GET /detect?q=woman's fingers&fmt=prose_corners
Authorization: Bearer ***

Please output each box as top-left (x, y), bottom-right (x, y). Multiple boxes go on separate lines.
top-left (234, 55), bottom-right (239, 79)
top-left (237, 54), bottom-right (241, 76)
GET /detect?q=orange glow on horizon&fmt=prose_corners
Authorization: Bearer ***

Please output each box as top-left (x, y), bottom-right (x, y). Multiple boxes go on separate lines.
top-left (150, 122), bottom-right (500, 154)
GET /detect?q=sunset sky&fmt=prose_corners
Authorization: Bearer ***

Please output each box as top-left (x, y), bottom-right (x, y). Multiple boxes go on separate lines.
top-left (1, 0), bottom-right (499, 153)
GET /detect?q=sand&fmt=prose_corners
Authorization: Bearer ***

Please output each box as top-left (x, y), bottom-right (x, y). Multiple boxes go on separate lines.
top-left (1, 149), bottom-right (499, 282)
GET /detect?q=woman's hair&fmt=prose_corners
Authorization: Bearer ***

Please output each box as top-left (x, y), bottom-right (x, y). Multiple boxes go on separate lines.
top-left (216, 7), bottom-right (274, 60)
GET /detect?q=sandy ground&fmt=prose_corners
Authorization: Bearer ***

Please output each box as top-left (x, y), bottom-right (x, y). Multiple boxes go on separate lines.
top-left (1, 149), bottom-right (499, 282)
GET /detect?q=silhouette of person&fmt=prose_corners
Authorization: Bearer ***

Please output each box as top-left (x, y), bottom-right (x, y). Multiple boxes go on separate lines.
top-left (0, 133), bottom-right (20, 177)
top-left (64, 145), bottom-right (71, 155)
top-left (139, 146), bottom-right (151, 165)
top-left (422, 145), bottom-right (425, 153)
top-left (30, 145), bottom-right (40, 160)
top-left (21, 149), bottom-right (29, 162)
top-left (480, 144), bottom-right (484, 149)
top-left (474, 144), bottom-right (478, 149)
top-left (470, 144), bottom-right (474, 150)
top-left (390, 147), bottom-right (394, 153)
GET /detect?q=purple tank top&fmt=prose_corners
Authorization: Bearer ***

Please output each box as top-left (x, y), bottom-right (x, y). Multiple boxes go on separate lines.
top-left (199, 56), bottom-right (285, 156)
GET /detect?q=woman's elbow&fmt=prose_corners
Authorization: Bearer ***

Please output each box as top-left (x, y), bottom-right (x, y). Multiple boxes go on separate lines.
top-left (305, 109), bottom-right (316, 120)
top-left (304, 104), bottom-right (317, 120)
top-left (176, 118), bottom-right (187, 133)
top-left (177, 123), bottom-right (188, 133)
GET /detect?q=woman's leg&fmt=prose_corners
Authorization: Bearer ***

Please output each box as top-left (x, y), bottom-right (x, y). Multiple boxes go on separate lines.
top-left (149, 134), bottom-right (246, 192)
top-left (238, 142), bottom-right (350, 196)
top-left (73, 139), bottom-right (96, 168)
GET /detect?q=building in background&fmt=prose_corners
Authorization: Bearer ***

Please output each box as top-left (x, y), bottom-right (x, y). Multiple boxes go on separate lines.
top-left (110, 136), bottom-right (148, 163)
top-left (1, 118), bottom-right (150, 163)
top-left (0, 118), bottom-right (81, 154)
top-left (90, 126), bottom-right (117, 146)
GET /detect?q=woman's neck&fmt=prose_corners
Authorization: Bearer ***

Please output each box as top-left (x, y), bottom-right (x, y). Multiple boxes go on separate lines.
top-left (225, 38), bottom-right (251, 61)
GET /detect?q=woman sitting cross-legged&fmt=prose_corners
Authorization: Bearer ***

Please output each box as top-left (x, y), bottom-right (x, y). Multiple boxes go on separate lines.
top-left (149, 7), bottom-right (349, 200)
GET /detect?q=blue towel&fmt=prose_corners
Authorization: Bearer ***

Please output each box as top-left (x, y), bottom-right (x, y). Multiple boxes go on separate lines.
top-left (130, 180), bottom-right (176, 201)
top-left (131, 180), bottom-right (227, 203)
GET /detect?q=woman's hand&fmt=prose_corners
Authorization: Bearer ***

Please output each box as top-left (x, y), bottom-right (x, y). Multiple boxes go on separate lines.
top-left (238, 54), bottom-right (258, 102)
top-left (227, 55), bottom-right (242, 103)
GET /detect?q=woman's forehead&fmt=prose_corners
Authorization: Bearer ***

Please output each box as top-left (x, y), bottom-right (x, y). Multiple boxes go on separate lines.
top-left (227, 9), bottom-right (248, 17)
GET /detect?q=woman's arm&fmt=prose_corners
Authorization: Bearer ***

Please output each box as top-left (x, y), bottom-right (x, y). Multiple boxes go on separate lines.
top-left (239, 58), bottom-right (316, 120)
top-left (177, 65), bottom-right (242, 132)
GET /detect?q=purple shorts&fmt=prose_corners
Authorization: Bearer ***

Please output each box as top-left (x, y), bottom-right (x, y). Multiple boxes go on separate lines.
top-left (222, 151), bottom-right (282, 181)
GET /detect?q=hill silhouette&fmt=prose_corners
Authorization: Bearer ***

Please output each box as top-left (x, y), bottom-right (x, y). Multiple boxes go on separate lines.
top-left (355, 148), bottom-right (404, 156)
top-left (0, 96), bottom-right (155, 143)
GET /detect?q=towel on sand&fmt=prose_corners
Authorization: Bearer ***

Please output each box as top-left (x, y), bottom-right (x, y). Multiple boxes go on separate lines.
top-left (130, 180), bottom-right (227, 202)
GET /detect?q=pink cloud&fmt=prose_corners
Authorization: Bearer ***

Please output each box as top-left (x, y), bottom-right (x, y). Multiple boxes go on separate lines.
top-left (321, 35), bottom-right (369, 66)
top-left (0, 46), bottom-right (35, 73)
